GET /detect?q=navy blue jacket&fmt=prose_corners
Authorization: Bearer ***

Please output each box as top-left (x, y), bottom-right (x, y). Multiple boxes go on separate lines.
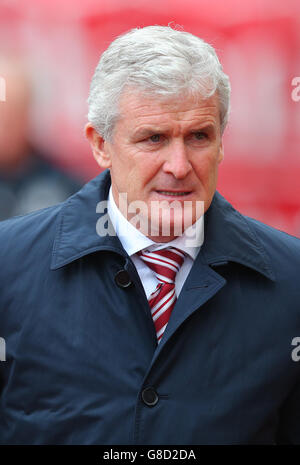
top-left (0, 169), bottom-right (300, 445)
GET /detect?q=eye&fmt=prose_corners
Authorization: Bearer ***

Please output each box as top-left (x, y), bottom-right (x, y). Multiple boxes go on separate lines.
top-left (149, 134), bottom-right (161, 143)
top-left (193, 132), bottom-right (207, 140)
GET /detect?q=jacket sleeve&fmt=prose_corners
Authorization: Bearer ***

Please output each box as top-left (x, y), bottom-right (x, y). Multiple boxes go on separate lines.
top-left (276, 375), bottom-right (300, 444)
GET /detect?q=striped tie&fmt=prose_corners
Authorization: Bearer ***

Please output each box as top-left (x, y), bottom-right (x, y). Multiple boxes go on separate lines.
top-left (138, 247), bottom-right (186, 343)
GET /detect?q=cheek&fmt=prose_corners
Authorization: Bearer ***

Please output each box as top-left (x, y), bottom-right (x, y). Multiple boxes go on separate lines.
top-left (193, 156), bottom-right (220, 186)
top-left (136, 158), bottom-right (161, 184)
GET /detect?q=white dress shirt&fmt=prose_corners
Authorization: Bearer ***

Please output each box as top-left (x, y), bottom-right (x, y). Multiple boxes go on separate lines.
top-left (107, 187), bottom-right (204, 299)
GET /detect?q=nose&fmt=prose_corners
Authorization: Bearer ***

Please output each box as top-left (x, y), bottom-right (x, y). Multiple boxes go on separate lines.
top-left (162, 140), bottom-right (192, 179)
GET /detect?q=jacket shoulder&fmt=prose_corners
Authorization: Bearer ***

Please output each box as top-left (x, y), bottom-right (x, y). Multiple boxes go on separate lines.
top-left (244, 214), bottom-right (300, 246)
top-left (243, 214), bottom-right (300, 268)
top-left (0, 201), bottom-right (64, 235)
top-left (0, 202), bottom-right (65, 271)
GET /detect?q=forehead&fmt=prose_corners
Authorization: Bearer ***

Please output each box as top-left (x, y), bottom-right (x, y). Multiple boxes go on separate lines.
top-left (117, 89), bottom-right (221, 131)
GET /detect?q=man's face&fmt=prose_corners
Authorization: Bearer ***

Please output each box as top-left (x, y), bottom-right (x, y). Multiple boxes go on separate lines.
top-left (87, 89), bottom-right (224, 242)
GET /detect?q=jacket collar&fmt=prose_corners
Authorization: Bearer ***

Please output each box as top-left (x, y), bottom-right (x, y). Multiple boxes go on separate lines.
top-left (50, 169), bottom-right (275, 280)
top-left (201, 190), bottom-right (275, 280)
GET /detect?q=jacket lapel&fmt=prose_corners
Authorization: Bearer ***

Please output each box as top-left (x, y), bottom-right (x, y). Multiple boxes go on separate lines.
top-left (151, 258), bottom-right (226, 361)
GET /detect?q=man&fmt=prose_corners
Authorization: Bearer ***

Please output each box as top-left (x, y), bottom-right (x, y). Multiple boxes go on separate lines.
top-left (0, 56), bottom-right (82, 220)
top-left (0, 26), bottom-right (300, 445)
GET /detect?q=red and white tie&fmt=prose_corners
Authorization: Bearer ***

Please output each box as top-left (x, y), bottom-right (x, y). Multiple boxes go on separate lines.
top-left (138, 247), bottom-right (186, 344)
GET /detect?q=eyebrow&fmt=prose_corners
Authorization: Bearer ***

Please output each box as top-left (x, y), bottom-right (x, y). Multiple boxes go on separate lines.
top-left (190, 124), bottom-right (217, 134)
top-left (132, 127), bottom-right (165, 139)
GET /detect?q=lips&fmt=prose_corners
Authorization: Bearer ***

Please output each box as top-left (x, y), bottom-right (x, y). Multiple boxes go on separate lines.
top-left (156, 190), bottom-right (192, 196)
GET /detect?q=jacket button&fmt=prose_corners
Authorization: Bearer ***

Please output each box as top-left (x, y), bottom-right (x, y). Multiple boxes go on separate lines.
top-left (141, 387), bottom-right (159, 407)
top-left (114, 270), bottom-right (132, 288)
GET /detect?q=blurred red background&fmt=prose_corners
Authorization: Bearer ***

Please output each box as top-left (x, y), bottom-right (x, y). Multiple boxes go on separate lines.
top-left (0, 0), bottom-right (299, 236)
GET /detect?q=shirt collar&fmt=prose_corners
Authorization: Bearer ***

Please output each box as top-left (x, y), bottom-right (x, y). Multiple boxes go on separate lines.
top-left (107, 186), bottom-right (203, 260)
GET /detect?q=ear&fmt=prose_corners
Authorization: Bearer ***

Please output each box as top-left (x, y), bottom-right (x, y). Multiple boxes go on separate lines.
top-left (218, 140), bottom-right (224, 164)
top-left (84, 123), bottom-right (112, 169)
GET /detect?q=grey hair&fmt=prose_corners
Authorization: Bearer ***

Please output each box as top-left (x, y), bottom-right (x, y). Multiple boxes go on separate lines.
top-left (87, 25), bottom-right (231, 140)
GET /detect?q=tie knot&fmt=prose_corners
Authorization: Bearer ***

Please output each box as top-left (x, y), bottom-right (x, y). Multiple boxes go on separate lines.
top-left (138, 247), bottom-right (186, 284)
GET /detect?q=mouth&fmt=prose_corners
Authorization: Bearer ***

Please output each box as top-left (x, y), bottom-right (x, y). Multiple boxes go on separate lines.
top-left (155, 190), bottom-right (192, 197)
